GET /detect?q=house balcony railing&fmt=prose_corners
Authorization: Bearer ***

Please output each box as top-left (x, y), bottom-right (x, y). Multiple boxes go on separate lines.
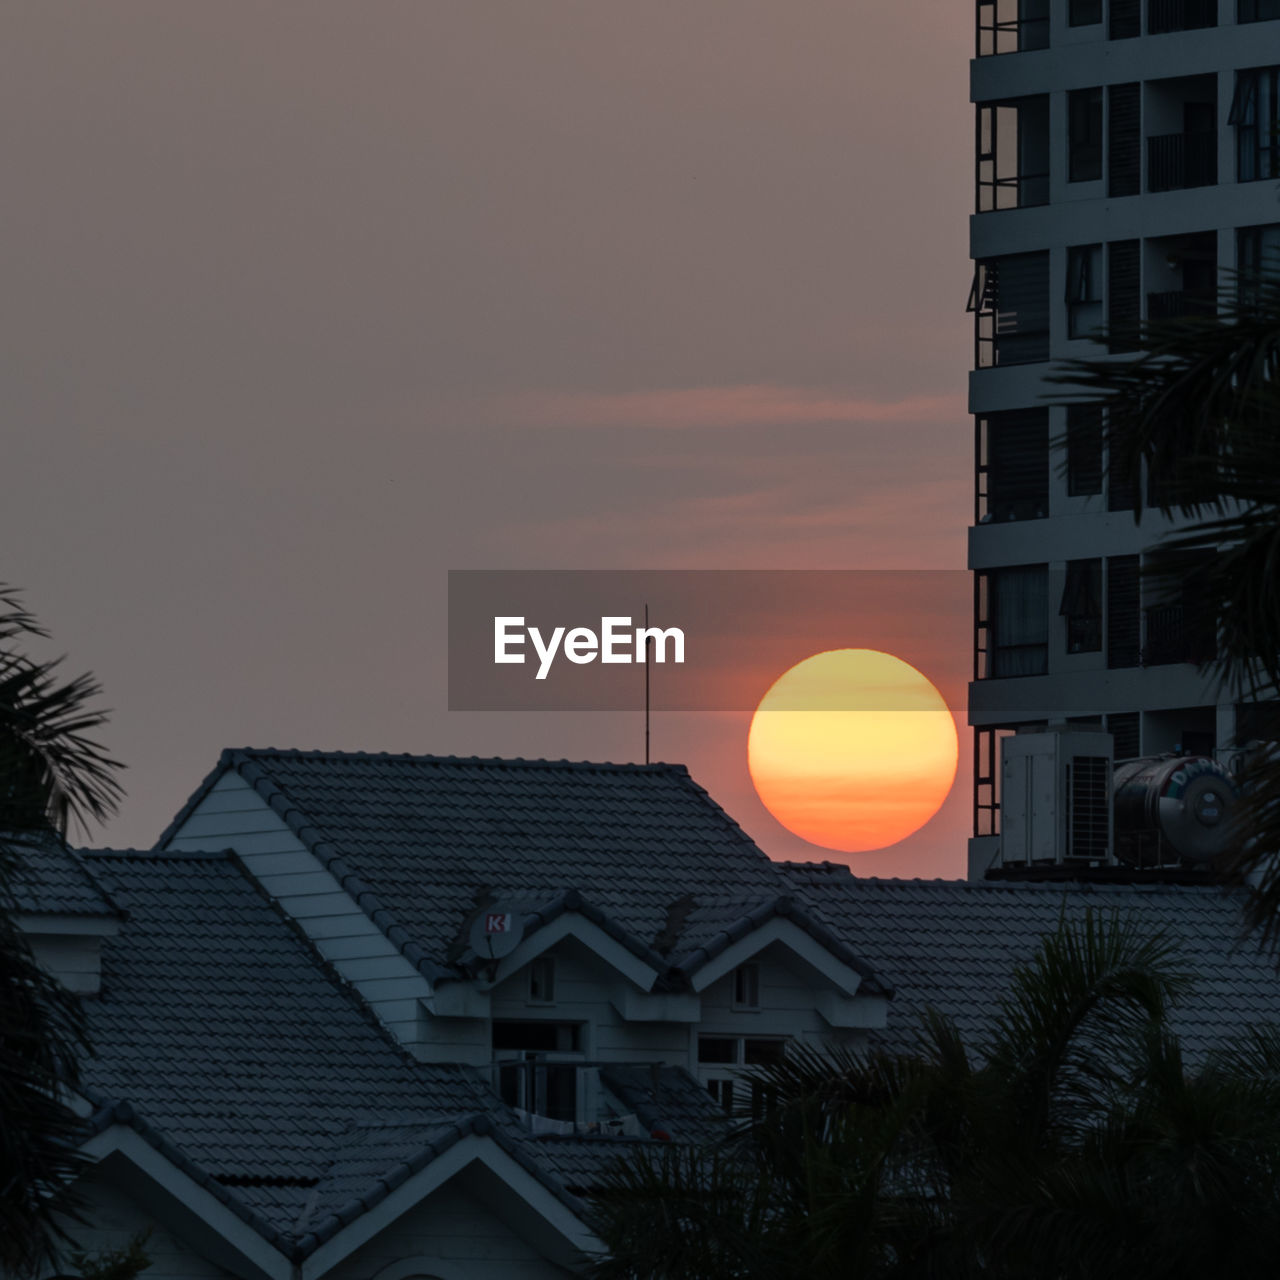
top-left (1147, 289), bottom-right (1217, 320)
top-left (1148, 131), bottom-right (1217, 191)
top-left (491, 1059), bottom-right (652, 1136)
top-left (1147, 0), bottom-right (1217, 34)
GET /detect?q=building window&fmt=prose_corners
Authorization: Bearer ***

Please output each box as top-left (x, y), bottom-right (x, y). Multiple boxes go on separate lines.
top-left (1148, 0), bottom-right (1217, 34)
top-left (1106, 556), bottom-right (1141, 669)
top-left (1070, 0), bottom-right (1103, 24)
top-left (1061, 559), bottom-right (1103, 654)
top-left (1107, 711), bottom-right (1140, 760)
top-left (980, 565), bottom-right (1049, 679)
top-left (1066, 244), bottom-right (1104, 338)
top-left (1107, 239), bottom-right (1141, 354)
top-left (1108, 83), bottom-right (1141, 197)
top-left (969, 252), bottom-right (1050, 367)
top-left (1237, 223), bottom-right (1280, 311)
top-left (977, 97), bottom-right (1050, 211)
top-left (976, 409), bottom-right (1049, 522)
top-left (1066, 405), bottom-right (1103, 497)
top-left (1231, 67), bottom-right (1280, 182)
top-left (528, 957), bottom-right (555, 1004)
top-left (732, 963), bottom-right (760, 1009)
top-left (977, 0), bottom-right (1049, 57)
top-left (1068, 89), bottom-right (1103, 182)
top-left (1110, 0), bottom-right (1141, 38)
top-left (1239, 0), bottom-right (1280, 22)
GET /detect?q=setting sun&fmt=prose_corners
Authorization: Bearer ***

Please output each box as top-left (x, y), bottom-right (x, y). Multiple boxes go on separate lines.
top-left (747, 648), bottom-right (958, 853)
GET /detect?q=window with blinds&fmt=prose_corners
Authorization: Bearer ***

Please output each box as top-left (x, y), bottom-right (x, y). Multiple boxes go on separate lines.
top-left (1108, 84), bottom-right (1141, 197)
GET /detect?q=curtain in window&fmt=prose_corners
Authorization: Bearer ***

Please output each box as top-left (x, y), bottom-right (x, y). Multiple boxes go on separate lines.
top-left (993, 565), bottom-right (1048, 677)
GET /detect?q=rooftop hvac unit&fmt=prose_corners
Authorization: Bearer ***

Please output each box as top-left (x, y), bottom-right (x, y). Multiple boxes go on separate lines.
top-left (1113, 755), bottom-right (1237, 866)
top-left (1000, 730), bottom-right (1115, 867)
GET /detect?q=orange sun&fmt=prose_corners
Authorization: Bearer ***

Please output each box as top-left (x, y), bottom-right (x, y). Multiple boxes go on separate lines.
top-left (747, 648), bottom-right (958, 853)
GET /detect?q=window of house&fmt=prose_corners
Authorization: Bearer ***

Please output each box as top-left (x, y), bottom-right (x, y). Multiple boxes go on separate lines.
top-left (528, 956), bottom-right (555, 1004)
top-left (732, 963), bottom-right (761, 1009)
top-left (1231, 67), bottom-right (1280, 182)
top-left (1060, 559), bottom-right (1103, 654)
top-left (968, 252), bottom-right (1051, 367)
top-left (1070, 0), bottom-right (1103, 24)
top-left (697, 1035), bottom-right (787, 1116)
top-left (1068, 89), bottom-right (1104, 182)
top-left (981, 565), bottom-right (1049, 678)
top-left (1066, 244), bottom-right (1104, 337)
top-left (493, 1021), bottom-right (583, 1124)
top-left (1066, 404), bottom-right (1103, 496)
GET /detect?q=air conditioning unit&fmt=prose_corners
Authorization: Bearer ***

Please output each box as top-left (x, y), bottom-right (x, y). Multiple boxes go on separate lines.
top-left (1000, 730), bottom-right (1115, 867)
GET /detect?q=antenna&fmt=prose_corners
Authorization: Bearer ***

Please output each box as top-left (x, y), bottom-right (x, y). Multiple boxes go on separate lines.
top-left (644, 602), bottom-right (651, 765)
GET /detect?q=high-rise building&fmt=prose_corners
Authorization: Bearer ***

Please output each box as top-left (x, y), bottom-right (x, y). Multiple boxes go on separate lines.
top-left (966, 0), bottom-right (1280, 871)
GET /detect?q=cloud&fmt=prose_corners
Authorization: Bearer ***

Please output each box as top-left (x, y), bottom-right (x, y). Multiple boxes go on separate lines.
top-left (482, 384), bottom-right (964, 431)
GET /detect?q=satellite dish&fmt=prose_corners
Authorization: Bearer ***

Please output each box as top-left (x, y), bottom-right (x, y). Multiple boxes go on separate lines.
top-left (467, 907), bottom-right (525, 960)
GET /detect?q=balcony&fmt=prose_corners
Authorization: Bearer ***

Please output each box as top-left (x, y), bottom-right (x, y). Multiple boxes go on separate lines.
top-left (1146, 288), bottom-right (1216, 320)
top-left (1148, 131), bottom-right (1217, 191)
top-left (1147, 0), bottom-right (1217, 33)
top-left (1142, 601), bottom-right (1215, 666)
top-left (492, 1060), bottom-right (653, 1136)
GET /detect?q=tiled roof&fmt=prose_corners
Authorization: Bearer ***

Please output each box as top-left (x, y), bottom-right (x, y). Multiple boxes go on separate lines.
top-left (163, 751), bottom-right (830, 983)
top-left (6, 838), bottom-right (119, 918)
top-left (78, 849), bottom-right (604, 1254)
top-left (780, 865), bottom-right (1280, 1060)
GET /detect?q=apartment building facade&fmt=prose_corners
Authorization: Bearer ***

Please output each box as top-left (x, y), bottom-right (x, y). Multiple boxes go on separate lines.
top-left (967, 0), bottom-right (1280, 865)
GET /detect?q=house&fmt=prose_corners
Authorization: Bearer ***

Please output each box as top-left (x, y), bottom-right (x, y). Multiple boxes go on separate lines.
top-left (12, 749), bottom-right (1280, 1278)
top-left (18, 752), bottom-right (891, 1280)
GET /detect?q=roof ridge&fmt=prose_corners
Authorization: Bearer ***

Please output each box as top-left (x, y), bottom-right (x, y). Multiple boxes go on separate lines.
top-left (79, 847), bottom-right (233, 862)
top-left (233, 747), bottom-right (692, 773)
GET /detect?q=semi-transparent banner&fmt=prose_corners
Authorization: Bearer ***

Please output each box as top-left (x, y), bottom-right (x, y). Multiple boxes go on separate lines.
top-left (448, 569), bottom-right (969, 711)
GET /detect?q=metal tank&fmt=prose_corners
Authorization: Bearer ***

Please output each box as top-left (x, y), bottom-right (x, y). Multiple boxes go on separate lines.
top-left (1112, 755), bottom-right (1237, 864)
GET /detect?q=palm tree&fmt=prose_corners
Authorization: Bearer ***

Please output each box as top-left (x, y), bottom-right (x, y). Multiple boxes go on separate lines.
top-left (1050, 278), bottom-right (1280, 946)
top-left (0, 584), bottom-right (123, 1276)
top-left (589, 913), bottom-right (1280, 1279)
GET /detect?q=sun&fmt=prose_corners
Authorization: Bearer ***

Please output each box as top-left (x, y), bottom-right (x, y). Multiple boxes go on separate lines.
top-left (747, 648), bottom-right (958, 853)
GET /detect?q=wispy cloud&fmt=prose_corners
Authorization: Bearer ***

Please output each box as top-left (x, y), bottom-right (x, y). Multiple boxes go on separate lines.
top-left (483, 384), bottom-right (964, 430)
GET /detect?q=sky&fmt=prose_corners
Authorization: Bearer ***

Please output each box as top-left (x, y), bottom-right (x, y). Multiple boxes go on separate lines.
top-left (3, 3), bottom-right (975, 876)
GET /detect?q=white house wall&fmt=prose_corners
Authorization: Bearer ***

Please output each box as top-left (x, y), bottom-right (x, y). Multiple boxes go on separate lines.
top-left (696, 944), bottom-right (870, 1053)
top-left (49, 1169), bottom-right (236, 1280)
top-left (163, 772), bottom-right (430, 1051)
top-left (487, 939), bottom-right (690, 1066)
top-left (321, 1180), bottom-right (572, 1280)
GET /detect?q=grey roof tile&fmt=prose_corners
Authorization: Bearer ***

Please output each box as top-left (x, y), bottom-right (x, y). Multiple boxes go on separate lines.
top-left (6, 839), bottom-right (120, 918)
top-left (161, 751), bottom-right (886, 990)
top-left (76, 846), bottom-right (726, 1256)
top-left (780, 865), bottom-right (1280, 1061)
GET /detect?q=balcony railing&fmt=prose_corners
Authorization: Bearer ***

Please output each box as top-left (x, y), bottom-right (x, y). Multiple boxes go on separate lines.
top-left (1147, 0), bottom-right (1217, 33)
top-left (1147, 131), bottom-right (1217, 191)
top-left (491, 1060), bottom-right (651, 1135)
top-left (1147, 289), bottom-right (1217, 320)
top-left (1141, 601), bottom-right (1215, 666)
